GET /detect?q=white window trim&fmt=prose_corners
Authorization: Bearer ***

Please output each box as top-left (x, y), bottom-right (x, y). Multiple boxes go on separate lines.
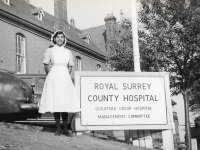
top-left (86, 34), bottom-right (90, 44)
top-left (4, 0), bottom-right (10, 5)
top-left (37, 11), bottom-right (44, 21)
top-left (75, 57), bottom-right (82, 71)
top-left (97, 64), bottom-right (102, 71)
top-left (82, 34), bottom-right (91, 44)
top-left (16, 34), bottom-right (26, 74)
top-left (38, 13), bottom-right (43, 21)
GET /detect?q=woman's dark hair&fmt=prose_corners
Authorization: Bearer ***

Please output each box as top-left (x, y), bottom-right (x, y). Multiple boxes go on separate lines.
top-left (52, 31), bottom-right (66, 45)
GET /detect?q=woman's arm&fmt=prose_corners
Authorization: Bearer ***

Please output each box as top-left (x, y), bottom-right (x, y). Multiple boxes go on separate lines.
top-left (68, 50), bottom-right (74, 74)
top-left (68, 65), bottom-right (72, 74)
top-left (43, 48), bottom-right (51, 74)
top-left (44, 64), bottom-right (51, 74)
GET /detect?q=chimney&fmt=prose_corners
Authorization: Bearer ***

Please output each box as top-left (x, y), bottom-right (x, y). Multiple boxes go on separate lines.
top-left (54, 0), bottom-right (68, 30)
top-left (104, 13), bottom-right (116, 41)
top-left (70, 18), bottom-right (75, 27)
top-left (104, 13), bottom-right (116, 55)
top-left (120, 10), bottom-right (124, 23)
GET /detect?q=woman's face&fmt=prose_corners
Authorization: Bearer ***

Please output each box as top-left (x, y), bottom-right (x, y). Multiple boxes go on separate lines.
top-left (55, 33), bottom-right (65, 46)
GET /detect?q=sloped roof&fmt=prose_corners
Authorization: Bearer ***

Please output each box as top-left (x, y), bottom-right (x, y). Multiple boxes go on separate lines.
top-left (82, 25), bottom-right (107, 53)
top-left (0, 0), bottom-right (106, 59)
top-left (0, 1), bottom-right (54, 32)
top-left (82, 22), bottom-right (122, 54)
top-left (79, 33), bottom-right (89, 39)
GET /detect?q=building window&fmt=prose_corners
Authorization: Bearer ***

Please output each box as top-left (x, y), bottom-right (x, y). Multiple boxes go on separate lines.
top-left (37, 11), bottom-right (44, 21)
top-left (85, 34), bottom-right (91, 44)
top-left (83, 34), bottom-right (90, 44)
top-left (80, 33), bottom-right (91, 44)
top-left (3, 0), bottom-right (10, 5)
top-left (97, 64), bottom-right (102, 71)
top-left (16, 34), bottom-right (26, 74)
top-left (75, 56), bottom-right (82, 71)
top-left (32, 8), bottom-right (44, 21)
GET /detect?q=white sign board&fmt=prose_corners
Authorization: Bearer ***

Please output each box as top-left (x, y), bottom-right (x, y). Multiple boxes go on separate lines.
top-left (75, 72), bottom-right (173, 131)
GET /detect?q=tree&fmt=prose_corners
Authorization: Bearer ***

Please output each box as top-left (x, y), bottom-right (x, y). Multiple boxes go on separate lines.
top-left (138, 0), bottom-right (200, 109)
top-left (109, 0), bottom-right (200, 149)
top-left (138, 0), bottom-right (200, 149)
top-left (110, 0), bottom-right (200, 110)
top-left (108, 19), bottom-right (134, 71)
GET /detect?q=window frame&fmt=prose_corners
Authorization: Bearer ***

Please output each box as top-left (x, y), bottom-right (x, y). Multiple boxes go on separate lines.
top-left (97, 64), bottom-right (102, 71)
top-left (37, 10), bottom-right (44, 21)
top-left (75, 56), bottom-right (82, 71)
top-left (4, 0), bottom-right (10, 5)
top-left (16, 33), bottom-right (26, 74)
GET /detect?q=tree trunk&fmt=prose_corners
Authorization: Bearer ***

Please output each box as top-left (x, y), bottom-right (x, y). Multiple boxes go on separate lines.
top-left (183, 90), bottom-right (192, 150)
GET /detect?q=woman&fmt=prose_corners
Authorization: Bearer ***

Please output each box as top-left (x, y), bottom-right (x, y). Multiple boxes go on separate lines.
top-left (39, 31), bottom-right (80, 136)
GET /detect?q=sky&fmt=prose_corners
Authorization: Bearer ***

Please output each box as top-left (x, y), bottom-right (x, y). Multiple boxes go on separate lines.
top-left (29, 0), bottom-right (132, 29)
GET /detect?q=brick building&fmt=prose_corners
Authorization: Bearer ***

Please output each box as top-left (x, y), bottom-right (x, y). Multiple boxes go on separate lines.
top-left (0, 0), bottom-right (106, 76)
top-left (0, 0), bottom-right (181, 148)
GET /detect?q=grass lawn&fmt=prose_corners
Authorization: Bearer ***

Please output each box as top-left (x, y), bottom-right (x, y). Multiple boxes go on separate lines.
top-left (0, 122), bottom-right (134, 150)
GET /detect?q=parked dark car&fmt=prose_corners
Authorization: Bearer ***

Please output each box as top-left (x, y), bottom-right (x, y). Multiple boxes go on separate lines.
top-left (0, 70), bottom-right (76, 131)
top-left (0, 70), bottom-right (39, 120)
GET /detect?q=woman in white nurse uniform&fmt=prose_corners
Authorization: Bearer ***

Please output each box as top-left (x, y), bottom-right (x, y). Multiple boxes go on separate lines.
top-left (39, 31), bottom-right (80, 136)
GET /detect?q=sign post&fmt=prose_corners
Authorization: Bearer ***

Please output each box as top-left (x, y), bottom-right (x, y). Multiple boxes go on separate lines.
top-left (130, 0), bottom-right (174, 149)
top-left (131, 0), bottom-right (140, 72)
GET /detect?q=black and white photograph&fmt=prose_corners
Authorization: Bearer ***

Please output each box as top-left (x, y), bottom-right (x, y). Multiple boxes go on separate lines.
top-left (0, 0), bottom-right (199, 150)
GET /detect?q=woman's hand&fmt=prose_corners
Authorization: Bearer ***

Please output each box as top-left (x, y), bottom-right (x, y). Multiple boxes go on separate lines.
top-left (68, 66), bottom-right (72, 74)
top-left (44, 64), bottom-right (51, 74)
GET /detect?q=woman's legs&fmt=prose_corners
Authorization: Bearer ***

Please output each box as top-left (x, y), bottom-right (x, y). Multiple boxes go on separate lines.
top-left (61, 112), bottom-right (72, 137)
top-left (61, 112), bottom-right (68, 132)
top-left (53, 112), bottom-right (61, 136)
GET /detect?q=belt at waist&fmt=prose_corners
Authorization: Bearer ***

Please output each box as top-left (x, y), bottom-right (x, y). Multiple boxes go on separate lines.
top-left (52, 63), bottom-right (67, 67)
